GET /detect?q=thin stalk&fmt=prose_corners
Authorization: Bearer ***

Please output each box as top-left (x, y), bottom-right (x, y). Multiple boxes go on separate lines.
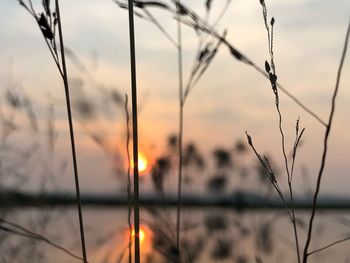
top-left (122, 1), bottom-right (326, 125)
top-left (289, 123), bottom-right (305, 262)
top-left (142, 8), bottom-right (177, 48)
top-left (259, 2), bottom-right (301, 259)
top-left (175, 5), bottom-right (326, 126)
top-left (0, 219), bottom-right (84, 261)
top-left (27, 0), bottom-right (35, 14)
top-left (308, 236), bottom-right (350, 256)
top-left (288, 184), bottom-right (301, 263)
top-left (125, 94), bottom-right (132, 263)
top-left (55, 1), bottom-right (88, 262)
top-left (175, 0), bottom-right (184, 253)
top-left (246, 132), bottom-right (293, 220)
top-left (277, 104), bottom-right (301, 263)
top-left (41, 36), bottom-right (63, 77)
top-left (302, 20), bottom-right (350, 263)
top-left (127, 0), bottom-right (140, 262)
top-left (250, 64), bottom-right (326, 127)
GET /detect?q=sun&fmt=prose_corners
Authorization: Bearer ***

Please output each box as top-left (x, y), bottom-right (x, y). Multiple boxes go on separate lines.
top-left (138, 153), bottom-right (148, 172)
top-left (131, 152), bottom-right (148, 173)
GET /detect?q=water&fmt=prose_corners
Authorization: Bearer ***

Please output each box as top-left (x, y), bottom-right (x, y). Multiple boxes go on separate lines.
top-left (1, 207), bottom-right (350, 263)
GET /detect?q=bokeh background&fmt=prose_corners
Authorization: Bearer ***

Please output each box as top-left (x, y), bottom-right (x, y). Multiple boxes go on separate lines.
top-left (0, 0), bottom-right (349, 262)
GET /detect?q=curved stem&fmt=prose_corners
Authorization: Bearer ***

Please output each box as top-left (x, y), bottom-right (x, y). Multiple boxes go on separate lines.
top-left (302, 20), bottom-right (350, 263)
top-left (0, 219), bottom-right (84, 261)
top-left (308, 236), bottom-right (350, 256)
top-left (124, 95), bottom-right (132, 263)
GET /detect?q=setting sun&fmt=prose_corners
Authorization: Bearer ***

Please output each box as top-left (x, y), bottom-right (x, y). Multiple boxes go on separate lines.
top-left (131, 152), bottom-right (148, 173)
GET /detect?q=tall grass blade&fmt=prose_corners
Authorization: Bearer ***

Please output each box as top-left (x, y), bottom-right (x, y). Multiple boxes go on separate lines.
top-left (127, 0), bottom-right (141, 262)
top-left (55, 0), bottom-right (88, 262)
top-left (175, 0), bottom-right (184, 253)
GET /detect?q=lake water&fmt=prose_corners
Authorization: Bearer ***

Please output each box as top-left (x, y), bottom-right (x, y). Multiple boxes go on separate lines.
top-left (1, 207), bottom-right (350, 263)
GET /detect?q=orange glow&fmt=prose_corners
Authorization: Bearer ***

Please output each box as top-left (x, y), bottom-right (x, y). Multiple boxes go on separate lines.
top-left (131, 228), bottom-right (145, 243)
top-left (122, 225), bottom-right (153, 258)
top-left (131, 152), bottom-right (148, 173)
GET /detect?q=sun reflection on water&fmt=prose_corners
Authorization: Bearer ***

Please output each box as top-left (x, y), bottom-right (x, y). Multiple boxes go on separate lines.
top-left (131, 228), bottom-right (145, 244)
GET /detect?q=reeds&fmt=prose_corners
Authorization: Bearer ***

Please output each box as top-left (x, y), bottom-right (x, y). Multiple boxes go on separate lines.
top-left (302, 19), bottom-right (350, 263)
top-left (0, 218), bottom-right (84, 261)
top-left (18, 1), bottom-right (88, 262)
top-left (124, 94), bottom-right (132, 263)
top-left (55, 1), bottom-right (88, 261)
top-left (175, 0), bottom-right (184, 253)
top-left (126, 0), bottom-right (141, 262)
top-left (115, 1), bottom-right (230, 256)
top-left (115, 0), bottom-right (326, 127)
top-left (243, 2), bottom-right (304, 261)
top-left (115, 3), bottom-right (322, 262)
top-left (10, 1), bottom-right (350, 262)
top-left (247, 2), bottom-right (350, 263)
top-left (259, 1), bottom-right (302, 261)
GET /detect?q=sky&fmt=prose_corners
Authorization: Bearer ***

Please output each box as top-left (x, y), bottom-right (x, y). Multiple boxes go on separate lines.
top-left (0, 0), bottom-right (349, 196)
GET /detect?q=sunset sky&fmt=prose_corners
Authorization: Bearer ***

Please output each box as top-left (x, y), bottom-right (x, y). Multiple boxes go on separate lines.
top-left (0, 0), bottom-right (349, 196)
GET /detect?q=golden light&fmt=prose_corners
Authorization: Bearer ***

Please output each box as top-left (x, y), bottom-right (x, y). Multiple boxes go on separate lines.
top-left (131, 228), bottom-right (146, 243)
top-left (131, 152), bottom-right (148, 173)
top-left (124, 225), bottom-right (153, 256)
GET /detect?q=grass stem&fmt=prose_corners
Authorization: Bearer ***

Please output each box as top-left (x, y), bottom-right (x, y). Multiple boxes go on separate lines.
top-left (55, 2), bottom-right (87, 263)
top-left (0, 219), bottom-right (84, 261)
top-left (124, 94), bottom-right (132, 263)
top-left (258, 2), bottom-right (301, 260)
top-left (175, 0), bottom-right (184, 254)
top-left (302, 19), bottom-right (350, 263)
top-left (127, 0), bottom-right (140, 262)
top-left (55, 1), bottom-right (88, 262)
